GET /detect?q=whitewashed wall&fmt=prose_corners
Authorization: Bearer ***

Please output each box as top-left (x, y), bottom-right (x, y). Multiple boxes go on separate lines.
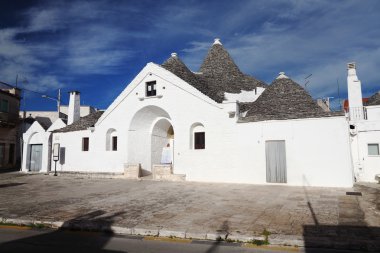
top-left (366, 105), bottom-right (380, 121)
top-left (51, 63), bottom-right (354, 187)
top-left (350, 120), bottom-right (380, 182)
top-left (22, 122), bottom-right (51, 173)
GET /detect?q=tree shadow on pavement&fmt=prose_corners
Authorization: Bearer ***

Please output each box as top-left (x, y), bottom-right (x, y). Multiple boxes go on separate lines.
top-left (204, 220), bottom-right (230, 253)
top-left (0, 210), bottom-right (127, 253)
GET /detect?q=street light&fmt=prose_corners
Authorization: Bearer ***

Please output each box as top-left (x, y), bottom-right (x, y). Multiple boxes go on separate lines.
top-left (42, 89), bottom-right (61, 118)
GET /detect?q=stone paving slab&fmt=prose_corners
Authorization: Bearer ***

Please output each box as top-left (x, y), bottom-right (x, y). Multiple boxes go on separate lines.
top-left (0, 171), bottom-right (379, 250)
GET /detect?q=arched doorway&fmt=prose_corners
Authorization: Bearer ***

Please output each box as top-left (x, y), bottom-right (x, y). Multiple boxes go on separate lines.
top-left (127, 106), bottom-right (174, 174)
top-left (151, 118), bottom-right (174, 167)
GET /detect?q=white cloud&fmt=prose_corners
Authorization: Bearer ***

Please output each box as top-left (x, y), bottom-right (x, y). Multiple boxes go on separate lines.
top-left (178, 0), bottom-right (380, 100)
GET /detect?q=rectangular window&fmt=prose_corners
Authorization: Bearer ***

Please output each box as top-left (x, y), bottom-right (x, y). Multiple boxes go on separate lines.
top-left (368, 143), bottom-right (379, 156)
top-left (82, 137), bottom-right (89, 151)
top-left (8, 144), bottom-right (15, 164)
top-left (146, 81), bottom-right (157, 97)
top-left (112, 136), bottom-right (117, 151)
top-left (1, 99), bottom-right (9, 112)
top-left (194, 132), bottom-right (205, 149)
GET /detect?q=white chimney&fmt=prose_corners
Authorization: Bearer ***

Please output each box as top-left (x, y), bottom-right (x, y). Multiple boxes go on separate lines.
top-left (68, 91), bottom-right (80, 125)
top-left (347, 62), bottom-right (364, 120)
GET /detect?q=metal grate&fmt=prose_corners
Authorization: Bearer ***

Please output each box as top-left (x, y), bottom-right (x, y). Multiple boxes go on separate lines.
top-left (346, 191), bottom-right (362, 196)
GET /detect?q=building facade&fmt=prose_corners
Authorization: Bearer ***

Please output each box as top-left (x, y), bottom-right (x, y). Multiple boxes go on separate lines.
top-left (0, 84), bottom-right (21, 169)
top-left (19, 39), bottom-right (357, 187)
top-left (346, 63), bottom-right (380, 182)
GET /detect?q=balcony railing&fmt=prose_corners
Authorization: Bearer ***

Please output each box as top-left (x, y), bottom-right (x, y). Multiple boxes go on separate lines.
top-left (346, 106), bottom-right (367, 121)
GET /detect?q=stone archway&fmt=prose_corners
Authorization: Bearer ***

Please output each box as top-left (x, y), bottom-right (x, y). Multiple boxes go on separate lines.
top-left (151, 118), bottom-right (174, 168)
top-left (127, 106), bottom-right (173, 174)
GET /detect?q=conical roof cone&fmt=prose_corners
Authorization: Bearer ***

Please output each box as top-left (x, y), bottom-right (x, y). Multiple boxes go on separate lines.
top-left (199, 39), bottom-right (266, 94)
top-left (243, 73), bottom-right (329, 121)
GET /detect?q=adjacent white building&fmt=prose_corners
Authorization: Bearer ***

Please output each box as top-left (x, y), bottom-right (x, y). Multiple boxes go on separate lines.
top-left (21, 39), bottom-right (380, 187)
top-left (346, 63), bottom-right (380, 182)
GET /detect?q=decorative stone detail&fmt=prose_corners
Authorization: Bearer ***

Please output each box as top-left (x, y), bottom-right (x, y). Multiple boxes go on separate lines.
top-left (124, 163), bottom-right (141, 179)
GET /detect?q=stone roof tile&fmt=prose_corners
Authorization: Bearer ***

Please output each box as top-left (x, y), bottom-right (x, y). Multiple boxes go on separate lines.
top-left (367, 91), bottom-right (380, 106)
top-left (241, 76), bottom-right (343, 122)
top-left (161, 41), bottom-right (266, 103)
top-left (54, 111), bottom-right (104, 133)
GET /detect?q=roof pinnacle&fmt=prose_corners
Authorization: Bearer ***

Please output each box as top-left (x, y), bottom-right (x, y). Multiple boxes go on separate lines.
top-left (213, 38), bottom-right (222, 45)
top-left (276, 72), bottom-right (289, 79)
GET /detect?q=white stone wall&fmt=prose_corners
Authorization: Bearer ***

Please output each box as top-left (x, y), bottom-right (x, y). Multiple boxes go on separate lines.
top-left (366, 105), bottom-right (380, 121)
top-left (224, 87), bottom-right (265, 103)
top-left (21, 122), bottom-right (51, 173)
top-left (50, 63), bottom-right (354, 187)
top-left (350, 120), bottom-right (380, 182)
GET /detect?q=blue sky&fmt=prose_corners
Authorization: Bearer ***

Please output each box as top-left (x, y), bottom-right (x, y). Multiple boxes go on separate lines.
top-left (1, 0), bottom-right (380, 111)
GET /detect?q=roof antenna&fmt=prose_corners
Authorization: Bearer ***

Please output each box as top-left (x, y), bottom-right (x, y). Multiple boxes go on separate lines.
top-left (304, 74), bottom-right (312, 90)
top-left (337, 78), bottom-right (342, 111)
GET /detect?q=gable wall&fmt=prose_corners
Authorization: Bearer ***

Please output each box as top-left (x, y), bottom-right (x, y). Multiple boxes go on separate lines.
top-left (51, 64), bottom-right (231, 173)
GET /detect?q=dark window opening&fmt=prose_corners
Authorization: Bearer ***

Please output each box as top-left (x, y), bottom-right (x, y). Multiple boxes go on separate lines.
top-left (146, 81), bottom-right (157, 97)
top-left (112, 136), bottom-right (117, 151)
top-left (82, 137), bottom-right (89, 151)
top-left (194, 132), bottom-right (205, 149)
top-left (1, 99), bottom-right (9, 112)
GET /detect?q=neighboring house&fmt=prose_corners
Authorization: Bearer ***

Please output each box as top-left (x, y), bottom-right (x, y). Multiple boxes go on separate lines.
top-left (20, 105), bottom-right (97, 130)
top-left (0, 82), bottom-right (21, 169)
top-left (21, 92), bottom-right (97, 172)
top-left (346, 64), bottom-right (380, 182)
top-left (21, 117), bottom-right (66, 172)
top-left (21, 39), bottom-right (356, 187)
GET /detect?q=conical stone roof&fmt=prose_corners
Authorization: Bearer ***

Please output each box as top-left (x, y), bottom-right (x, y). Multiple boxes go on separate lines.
top-left (367, 91), bottom-right (380, 106)
top-left (242, 75), bottom-right (342, 122)
top-left (161, 39), bottom-right (266, 103)
top-left (200, 43), bottom-right (266, 93)
top-left (161, 54), bottom-right (221, 102)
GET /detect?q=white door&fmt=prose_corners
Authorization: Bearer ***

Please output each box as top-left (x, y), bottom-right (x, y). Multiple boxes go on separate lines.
top-left (265, 140), bottom-right (287, 183)
top-left (29, 144), bottom-right (43, 172)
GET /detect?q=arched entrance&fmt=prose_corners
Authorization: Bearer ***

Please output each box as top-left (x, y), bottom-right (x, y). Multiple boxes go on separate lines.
top-left (151, 118), bottom-right (174, 167)
top-left (127, 106), bottom-right (174, 175)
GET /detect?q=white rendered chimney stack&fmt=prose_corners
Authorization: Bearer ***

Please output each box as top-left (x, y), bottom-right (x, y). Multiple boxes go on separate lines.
top-left (347, 62), bottom-right (364, 120)
top-left (68, 91), bottom-right (80, 125)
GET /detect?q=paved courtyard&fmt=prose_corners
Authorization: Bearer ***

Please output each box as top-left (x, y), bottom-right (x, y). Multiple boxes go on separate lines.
top-left (0, 171), bottom-right (379, 250)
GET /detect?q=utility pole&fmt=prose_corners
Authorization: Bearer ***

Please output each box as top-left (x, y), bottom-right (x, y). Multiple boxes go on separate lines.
top-left (57, 89), bottom-right (61, 118)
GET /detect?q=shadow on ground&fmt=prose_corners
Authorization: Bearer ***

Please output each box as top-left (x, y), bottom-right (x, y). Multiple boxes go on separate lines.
top-left (0, 210), bottom-right (126, 253)
top-left (204, 220), bottom-right (230, 253)
top-left (303, 184), bottom-right (380, 252)
top-left (0, 182), bottom-right (26, 188)
top-left (0, 168), bottom-right (20, 174)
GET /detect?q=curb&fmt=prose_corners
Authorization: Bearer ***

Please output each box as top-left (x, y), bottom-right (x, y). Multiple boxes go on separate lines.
top-left (0, 217), bottom-right (304, 248)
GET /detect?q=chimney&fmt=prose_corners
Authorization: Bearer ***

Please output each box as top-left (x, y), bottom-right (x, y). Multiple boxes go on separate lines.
top-left (347, 62), bottom-right (364, 121)
top-left (347, 62), bottom-right (363, 108)
top-left (68, 91), bottom-right (80, 125)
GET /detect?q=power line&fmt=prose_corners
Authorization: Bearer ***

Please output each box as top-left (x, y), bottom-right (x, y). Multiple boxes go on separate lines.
top-left (0, 80), bottom-right (54, 97)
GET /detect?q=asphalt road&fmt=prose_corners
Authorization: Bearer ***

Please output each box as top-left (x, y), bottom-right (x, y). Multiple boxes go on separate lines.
top-left (0, 227), bottom-right (361, 253)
